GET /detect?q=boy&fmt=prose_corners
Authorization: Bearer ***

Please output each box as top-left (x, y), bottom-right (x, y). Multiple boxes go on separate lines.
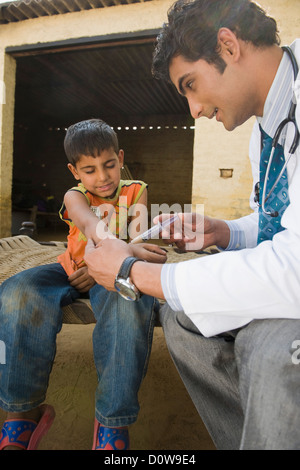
top-left (83, 0), bottom-right (300, 450)
top-left (0, 118), bottom-right (167, 450)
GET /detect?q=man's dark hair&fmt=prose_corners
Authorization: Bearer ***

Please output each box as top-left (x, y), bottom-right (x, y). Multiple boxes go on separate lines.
top-left (64, 118), bottom-right (119, 166)
top-left (152, 0), bottom-right (280, 81)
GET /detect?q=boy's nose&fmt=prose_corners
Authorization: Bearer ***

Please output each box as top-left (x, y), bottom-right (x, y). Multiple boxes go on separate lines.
top-left (95, 168), bottom-right (107, 181)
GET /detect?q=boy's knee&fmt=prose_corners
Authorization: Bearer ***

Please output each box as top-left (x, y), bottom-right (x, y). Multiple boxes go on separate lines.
top-left (0, 275), bottom-right (24, 303)
top-left (0, 272), bottom-right (43, 320)
top-left (2, 273), bottom-right (31, 296)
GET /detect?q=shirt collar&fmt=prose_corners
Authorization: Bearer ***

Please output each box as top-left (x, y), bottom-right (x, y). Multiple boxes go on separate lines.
top-left (258, 48), bottom-right (294, 141)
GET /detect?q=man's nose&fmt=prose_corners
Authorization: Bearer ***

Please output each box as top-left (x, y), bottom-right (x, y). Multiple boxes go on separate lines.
top-left (188, 98), bottom-right (203, 119)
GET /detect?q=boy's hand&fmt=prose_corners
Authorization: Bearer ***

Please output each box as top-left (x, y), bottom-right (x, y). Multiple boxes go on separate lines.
top-left (68, 266), bottom-right (96, 293)
top-left (130, 243), bottom-right (168, 264)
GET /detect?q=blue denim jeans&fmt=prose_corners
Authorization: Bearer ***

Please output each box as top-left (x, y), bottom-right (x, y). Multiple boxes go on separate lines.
top-left (0, 263), bottom-right (157, 427)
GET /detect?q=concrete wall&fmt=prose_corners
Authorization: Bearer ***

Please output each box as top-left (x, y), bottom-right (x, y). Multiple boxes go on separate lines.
top-left (0, 53), bottom-right (15, 236)
top-left (0, 0), bottom-right (299, 236)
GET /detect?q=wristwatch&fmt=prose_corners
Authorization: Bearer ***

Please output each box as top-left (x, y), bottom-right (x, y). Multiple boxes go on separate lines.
top-left (114, 256), bottom-right (142, 301)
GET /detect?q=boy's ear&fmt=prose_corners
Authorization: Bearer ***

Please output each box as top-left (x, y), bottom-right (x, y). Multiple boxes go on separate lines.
top-left (217, 27), bottom-right (240, 63)
top-left (118, 149), bottom-right (125, 167)
top-left (67, 163), bottom-right (80, 180)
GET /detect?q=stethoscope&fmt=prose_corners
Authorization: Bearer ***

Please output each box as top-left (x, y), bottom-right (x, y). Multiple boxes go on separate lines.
top-left (254, 46), bottom-right (300, 217)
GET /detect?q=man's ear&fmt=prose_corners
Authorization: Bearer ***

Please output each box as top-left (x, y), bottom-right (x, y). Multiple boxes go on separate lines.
top-left (67, 163), bottom-right (80, 180)
top-left (217, 27), bottom-right (241, 63)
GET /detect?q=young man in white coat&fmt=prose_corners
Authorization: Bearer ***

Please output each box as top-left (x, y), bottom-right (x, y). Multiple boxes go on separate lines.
top-left (84, 0), bottom-right (300, 450)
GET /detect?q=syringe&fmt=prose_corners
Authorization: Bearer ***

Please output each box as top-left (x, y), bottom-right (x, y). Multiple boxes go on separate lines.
top-left (130, 214), bottom-right (179, 244)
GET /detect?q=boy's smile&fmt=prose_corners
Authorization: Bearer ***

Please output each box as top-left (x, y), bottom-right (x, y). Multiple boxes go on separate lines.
top-left (68, 148), bottom-right (124, 199)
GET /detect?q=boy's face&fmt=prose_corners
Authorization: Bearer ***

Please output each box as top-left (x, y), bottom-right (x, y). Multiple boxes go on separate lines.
top-left (68, 147), bottom-right (124, 198)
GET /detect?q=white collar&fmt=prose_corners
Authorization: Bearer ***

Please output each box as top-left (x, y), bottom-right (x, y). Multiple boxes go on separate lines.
top-left (257, 47), bottom-right (294, 142)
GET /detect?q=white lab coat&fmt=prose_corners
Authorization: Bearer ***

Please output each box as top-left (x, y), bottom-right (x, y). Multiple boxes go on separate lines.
top-left (172, 40), bottom-right (300, 337)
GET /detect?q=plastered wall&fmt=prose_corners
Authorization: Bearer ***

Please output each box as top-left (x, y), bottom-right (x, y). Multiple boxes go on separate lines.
top-left (0, 0), bottom-right (299, 236)
top-left (0, 53), bottom-right (15, 235)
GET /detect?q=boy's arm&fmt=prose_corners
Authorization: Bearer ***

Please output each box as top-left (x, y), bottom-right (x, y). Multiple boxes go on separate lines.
top-left (64, 190), bottom-right (101, 244)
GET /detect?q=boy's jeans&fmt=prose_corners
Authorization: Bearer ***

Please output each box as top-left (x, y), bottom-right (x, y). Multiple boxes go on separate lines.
top-left (0, 263), bottom-right (157, 427)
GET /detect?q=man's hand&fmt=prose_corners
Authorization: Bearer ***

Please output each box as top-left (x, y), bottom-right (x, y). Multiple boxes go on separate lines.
top-left (84, 238), bottom-right (134, 290)
top-left (154, 213), bottom-right (230, 252)
top-left (68, 266), bottom-right (96, 293)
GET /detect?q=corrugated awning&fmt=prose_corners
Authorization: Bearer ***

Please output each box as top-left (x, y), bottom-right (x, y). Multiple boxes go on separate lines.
top-left (3, 0), bottom-right (190, 127)
top-left (0, 0), bottom-right (154, 23)
top-left (14, 40), bottom-right (190, 127)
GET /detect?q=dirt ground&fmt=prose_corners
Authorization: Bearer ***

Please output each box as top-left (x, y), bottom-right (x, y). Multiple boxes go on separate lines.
top-left (0, 325), bottom-right (215, 451)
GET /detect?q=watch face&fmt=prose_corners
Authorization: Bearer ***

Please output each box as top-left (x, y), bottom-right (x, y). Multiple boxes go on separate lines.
top-left (115, 278), bottom-right (137, 301)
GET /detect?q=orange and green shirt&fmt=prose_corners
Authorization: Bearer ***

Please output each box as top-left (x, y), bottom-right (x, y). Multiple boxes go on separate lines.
top-left (57, 180), bottom-right (147, 276)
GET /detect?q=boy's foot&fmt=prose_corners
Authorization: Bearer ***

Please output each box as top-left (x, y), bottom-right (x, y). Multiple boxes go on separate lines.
top-left (92, 419), bottom-right (129, 450)
top-left (0, 404), bottom-right (55, 450)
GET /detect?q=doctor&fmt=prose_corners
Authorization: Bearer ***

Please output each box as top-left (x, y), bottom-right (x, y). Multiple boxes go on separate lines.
top-left (84, 0), bottom-right (300, 449)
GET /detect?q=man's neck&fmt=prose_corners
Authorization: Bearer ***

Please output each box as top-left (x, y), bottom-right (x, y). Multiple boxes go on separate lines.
top-left (251, 45), bottom-right (284, 117)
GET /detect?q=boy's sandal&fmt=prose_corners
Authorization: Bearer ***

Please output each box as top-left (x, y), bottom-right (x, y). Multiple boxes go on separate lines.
top-left (0, 404), bottom-right (55, 450)
top-left (92, 419), bottom-right (129, 450)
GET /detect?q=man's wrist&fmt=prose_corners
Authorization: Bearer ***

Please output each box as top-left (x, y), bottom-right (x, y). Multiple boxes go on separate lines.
top-left (130, 261), bottom-right (164, 299)
top-left (130, 260), bottom-right (144, 285)
top-left (213, 219), bottom-right (230, 249)
top-left (115, 256), bottom-right (142, 301)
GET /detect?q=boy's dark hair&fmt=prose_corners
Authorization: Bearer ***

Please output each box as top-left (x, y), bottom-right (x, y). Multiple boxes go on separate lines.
top-left (64, 118), bottom-right (119, 166)
top-left (152, 0), bottom-right (280, 81)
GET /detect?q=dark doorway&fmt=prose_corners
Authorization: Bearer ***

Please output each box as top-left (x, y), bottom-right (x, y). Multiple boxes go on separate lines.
top-left (10, 34), bottom-right (194, 238)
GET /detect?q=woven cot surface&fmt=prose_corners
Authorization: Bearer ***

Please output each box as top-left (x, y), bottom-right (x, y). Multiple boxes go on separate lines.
top-left (0, 236), bottom-right (65, 285)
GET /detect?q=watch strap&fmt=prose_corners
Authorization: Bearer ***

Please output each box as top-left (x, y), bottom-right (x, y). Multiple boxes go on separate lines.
top-left (118, 257), bottom-right (142, 280)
